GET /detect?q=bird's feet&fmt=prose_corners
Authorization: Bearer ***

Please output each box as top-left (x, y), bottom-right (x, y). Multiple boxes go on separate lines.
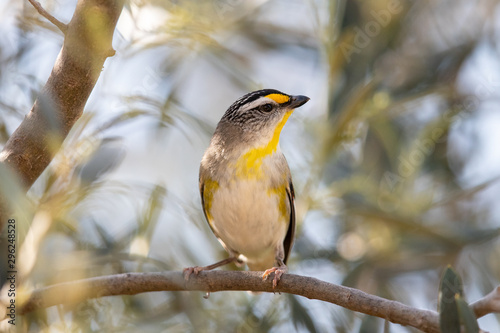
top-left (262, 265), bottom-right (288, 289)
top-left (183, 266), bottom-right (206, 281)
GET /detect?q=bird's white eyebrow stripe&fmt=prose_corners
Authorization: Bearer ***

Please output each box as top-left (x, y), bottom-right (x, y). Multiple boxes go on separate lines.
top-left (240, 97), bottom-right (277, 112)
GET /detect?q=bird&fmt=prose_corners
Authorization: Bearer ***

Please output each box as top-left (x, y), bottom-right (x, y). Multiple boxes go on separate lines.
top-left (184, 89), bottom-right (309, 288)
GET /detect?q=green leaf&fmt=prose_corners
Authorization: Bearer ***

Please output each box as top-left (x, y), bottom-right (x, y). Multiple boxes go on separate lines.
top-left (438, 266), bottom-right (463, 333)
top-left (455, 295), bottom-right (479, 333)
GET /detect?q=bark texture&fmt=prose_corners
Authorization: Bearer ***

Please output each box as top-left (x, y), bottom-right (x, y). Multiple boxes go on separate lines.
top-left (0, 0), bottom-right (124, 231)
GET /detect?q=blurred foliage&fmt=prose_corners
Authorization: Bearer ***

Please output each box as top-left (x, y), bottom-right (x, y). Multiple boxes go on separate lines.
top-left (439, 266), bottom-right (479, 333)
top-left (1, 0), bottom-right (500, 332)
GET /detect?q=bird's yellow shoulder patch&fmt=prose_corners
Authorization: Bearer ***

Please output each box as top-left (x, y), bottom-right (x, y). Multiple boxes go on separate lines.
top-left (267, 185), bottom-right (289, 221)
top-left (265, 93), bottom-right (290, 104)
top-left (203, 178), bottom-right (219, 225)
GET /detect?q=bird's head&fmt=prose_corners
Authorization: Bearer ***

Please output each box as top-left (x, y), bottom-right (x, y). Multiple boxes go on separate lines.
top-left (217, 89), bottom-right (310, 151)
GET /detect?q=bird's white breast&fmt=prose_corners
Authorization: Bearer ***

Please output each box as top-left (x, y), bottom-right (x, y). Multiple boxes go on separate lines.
top-left (209, 177), bottom-right (289, 266)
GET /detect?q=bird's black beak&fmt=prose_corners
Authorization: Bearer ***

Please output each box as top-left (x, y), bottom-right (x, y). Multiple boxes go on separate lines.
top-left (288, 95), bottom-right (310, 109)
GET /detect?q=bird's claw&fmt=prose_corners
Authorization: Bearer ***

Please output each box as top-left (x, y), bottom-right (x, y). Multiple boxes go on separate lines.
top-left (262, 266), bottom-right (286, 289)
top-left (183, 266), bottom-right (204, 281)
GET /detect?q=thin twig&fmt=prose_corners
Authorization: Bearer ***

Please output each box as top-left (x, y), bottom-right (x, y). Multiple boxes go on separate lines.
top-left (472, 285), bottom-right (500, 319)
top-left (28, 0), bottom-right (68, 33)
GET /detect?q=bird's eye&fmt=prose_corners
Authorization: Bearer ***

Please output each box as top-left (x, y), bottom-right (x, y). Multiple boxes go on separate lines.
top-left (261, 104), bottom-right (273, 112)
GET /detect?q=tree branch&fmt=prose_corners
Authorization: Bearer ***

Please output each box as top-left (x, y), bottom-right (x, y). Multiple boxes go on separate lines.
top-left (10, 271), bottom-right (451, 332)
top-left (0, 0), bottom-right (124, 232)
top-left (18, 272), bottom-right (499, 332)
top-left (28, 0), bottom-right (68, 33)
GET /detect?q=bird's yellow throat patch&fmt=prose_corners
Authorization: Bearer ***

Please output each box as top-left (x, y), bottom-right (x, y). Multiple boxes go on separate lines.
top-left (235, 110), bottom-right (293, 179)
top-left (265, 93), bottom-right (290, 104)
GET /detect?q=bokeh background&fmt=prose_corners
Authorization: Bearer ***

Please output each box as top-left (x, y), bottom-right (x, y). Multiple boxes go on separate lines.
top-left (1, 0), bottom-right (500, 331)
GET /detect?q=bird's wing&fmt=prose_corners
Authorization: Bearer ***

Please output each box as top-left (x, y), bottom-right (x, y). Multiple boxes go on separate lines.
top-left (199, 173), bottom-right (228, 251)
top-left (283, 180), bottom-right (295, 265)
top-left (199, 175), bottom-right (215, 234)
top-left (199, 178), bottom-right (209, 225)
